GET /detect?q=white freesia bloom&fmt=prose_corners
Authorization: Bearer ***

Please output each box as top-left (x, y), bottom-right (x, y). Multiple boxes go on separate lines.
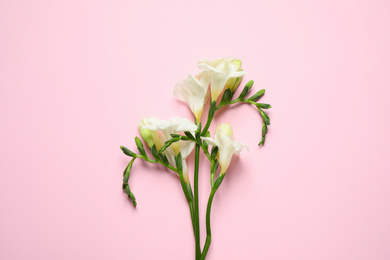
top-left (142, 116), bottom-right (197, 182)
top-left (174, 75), bottom-right (209, 122)
top-left (202, 123), bottom-right (248, 174)
top-left (198, 57), bottom-right (246, 101)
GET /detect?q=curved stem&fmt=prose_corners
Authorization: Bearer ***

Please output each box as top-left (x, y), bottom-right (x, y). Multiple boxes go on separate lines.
top-left (194, 144), bottom-right (201, 259)
top-left (200, 174), bottom-right (225, 260)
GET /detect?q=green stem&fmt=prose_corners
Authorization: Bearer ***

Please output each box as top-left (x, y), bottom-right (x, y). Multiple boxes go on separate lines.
top-left (194, 144), bottom-right (201, 259)
top-left (200, 174), bottom-right (225, 260)
top-left (201, 101), bottom-right (216, 136)
top-left (210, 160), bottom-right (215, 189)
top-left (189, 201), bottom-right (196, 237)
top-left (200, 189), bottom-right (216, 260)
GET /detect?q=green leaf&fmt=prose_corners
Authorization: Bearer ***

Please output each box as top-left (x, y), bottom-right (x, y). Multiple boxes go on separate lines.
top-left (120, 146), bottom-right (137, 157)
top-left (248, 89), bottom-right (265, 102)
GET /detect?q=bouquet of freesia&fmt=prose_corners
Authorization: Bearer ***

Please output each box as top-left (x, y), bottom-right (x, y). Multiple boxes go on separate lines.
top-left (120, 57), bottom-right (272, 260)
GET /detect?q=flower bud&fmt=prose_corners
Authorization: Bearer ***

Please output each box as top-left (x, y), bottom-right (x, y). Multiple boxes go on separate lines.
top-left (225, 60), bottom-right (243, 91)
top-left (138, 119), bottom-right (154, 148)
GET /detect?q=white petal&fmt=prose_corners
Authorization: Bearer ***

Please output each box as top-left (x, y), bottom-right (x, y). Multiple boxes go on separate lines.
top-left (201, 137), bottom-right (219, 147)
top-left (218, 144), bottom-right (236, 173)
top-left (179, 140), bottom-right (195, 159)
top-left (232, 142), bottom-right (248, 154)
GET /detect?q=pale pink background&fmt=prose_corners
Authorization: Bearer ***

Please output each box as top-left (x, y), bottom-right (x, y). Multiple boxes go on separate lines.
top-left (1, 0), bottom-right (390, 259)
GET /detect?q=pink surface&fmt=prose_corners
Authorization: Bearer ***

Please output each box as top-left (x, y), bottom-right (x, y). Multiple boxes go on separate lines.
top-left (1, 0), bottom-right (390, 259)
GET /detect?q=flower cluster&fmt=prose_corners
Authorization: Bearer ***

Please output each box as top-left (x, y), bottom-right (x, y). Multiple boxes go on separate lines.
top-left (120, 57), bottom-right (272, 260)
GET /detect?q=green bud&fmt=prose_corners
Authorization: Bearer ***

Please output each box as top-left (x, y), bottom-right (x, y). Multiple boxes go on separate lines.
top-left (125, 184), bottom-right (137, 207)
top-left (123, 158), bottom-right (135, 183)
top-left (259, 123), bottom-right (268, 146)
top-left (248, 89), bottom-right (265, 102)
top-left (238, 80), bottom-right (254, 100)
top-left (257, 103), bottom-right (272, 109)
top-left (120, 146), bottom-right (137, 157)
top-left (135, 137), bottom-right (146, 156)
top-left (259, 109), bottom-right (270, 125)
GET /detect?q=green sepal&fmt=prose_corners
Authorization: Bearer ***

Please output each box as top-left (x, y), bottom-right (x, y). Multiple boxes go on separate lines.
top-left (257, 103), bottom-right (272, 109)
top-left (248, 89), bottom-right (265, 102)
top-left (220, 88), bottom-right (232, 105)
top-left (160, 137), bottom-right (180, 152)
top-left (213, 160), bottom-right (219, 173)
top-left (210, 146), bottom-right (219, 160)
top-left (214, 173), bottom-right (225, 190)
top-left (124, 184), bottom-right (137, 207)
top-left (229, 90), bottom-right (235, 101)
top-left (184, 131), bottom-right (195, 140)
top-left (120, 146), bottom-right (137, 157)
top-left (151, 145), bottom-right (159, 160)
top-left (175, 153), bottom-right (193, 202)
top-left (159, 153), bottom-right (169, 164)
top-left (175, 153), bottom-right (183, 173)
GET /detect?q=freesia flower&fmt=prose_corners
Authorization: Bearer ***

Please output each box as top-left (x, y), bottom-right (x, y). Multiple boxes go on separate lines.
top-left (174, 75), bottom-right (209, 123)
top-left (198, 57), bottom-right (246, 101)
top-left (142, 116), bottom-right (197, 182)
top-left (202, 123), bottom-right (248, 174)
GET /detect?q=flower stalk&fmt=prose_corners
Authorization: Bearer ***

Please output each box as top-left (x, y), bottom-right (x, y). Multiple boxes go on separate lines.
top-left (119, 57), bottom-right (272, 260)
